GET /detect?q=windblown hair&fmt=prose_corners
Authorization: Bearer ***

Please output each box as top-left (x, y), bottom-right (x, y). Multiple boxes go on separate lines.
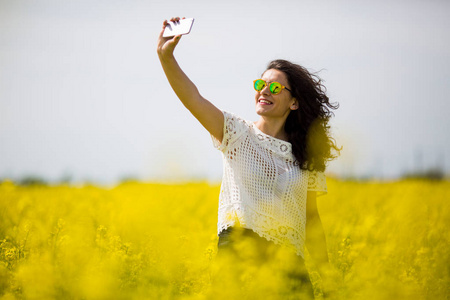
top-left (265, 59), bottom-right (341, 172)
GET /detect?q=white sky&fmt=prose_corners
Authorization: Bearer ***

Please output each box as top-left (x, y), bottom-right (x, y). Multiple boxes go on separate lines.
top-left (1, 0), bottom-right (450, 185)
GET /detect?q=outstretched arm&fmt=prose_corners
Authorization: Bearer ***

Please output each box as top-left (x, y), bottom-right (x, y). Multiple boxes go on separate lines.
top-left (156, 17), bottom-right (224, 143)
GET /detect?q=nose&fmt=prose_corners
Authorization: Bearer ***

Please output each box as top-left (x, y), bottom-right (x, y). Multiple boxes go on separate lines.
top-left (260, 84), bottom-right (271, 95)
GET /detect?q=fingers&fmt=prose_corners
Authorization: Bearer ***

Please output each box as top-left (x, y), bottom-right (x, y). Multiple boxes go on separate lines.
top-left (158, 19), bottom-right (168, 40)
top-left (168, 17), bottom-right (185, 23)
top-left (163, 17), bottom-right (185, 28)
top-left (157, 17), bottom-right (184, 52)
top-left (159, 17), bottom-right (179, 35)
top-left (158, 17), bottom-right (177, 39)
top-left (173, 35), bottom-right (182, 46)
top-left (170, 17), bottom-right (181, 23)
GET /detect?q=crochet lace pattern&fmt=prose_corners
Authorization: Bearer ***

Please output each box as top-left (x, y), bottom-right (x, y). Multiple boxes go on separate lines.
top-left (212, 111), bottom-right (327, 258)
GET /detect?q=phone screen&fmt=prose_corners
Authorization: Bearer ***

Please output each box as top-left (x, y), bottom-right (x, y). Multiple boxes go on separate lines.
top-left (163, 18), bottom-right (195, 38)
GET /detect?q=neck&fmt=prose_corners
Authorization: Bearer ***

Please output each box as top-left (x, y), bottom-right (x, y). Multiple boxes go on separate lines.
top-left (254, 116), bottom-right (289, 141)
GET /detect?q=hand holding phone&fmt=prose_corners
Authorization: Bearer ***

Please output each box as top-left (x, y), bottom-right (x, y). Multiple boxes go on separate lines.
top-left (163, 18), bottom-right (195, 38)
top-left (157, 17), bottom-right (193, 60)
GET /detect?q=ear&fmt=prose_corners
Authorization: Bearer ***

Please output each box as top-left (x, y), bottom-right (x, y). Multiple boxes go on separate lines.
top-left (290, 98), bottom-right (299, 110)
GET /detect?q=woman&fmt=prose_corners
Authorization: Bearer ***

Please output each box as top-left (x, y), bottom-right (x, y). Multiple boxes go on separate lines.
top-left (157, 17), bottom-right (340, 298)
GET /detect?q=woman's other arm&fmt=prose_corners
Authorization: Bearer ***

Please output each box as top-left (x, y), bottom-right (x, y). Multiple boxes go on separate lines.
top-left (306, 191), bottom-right (335, 298)
top-left (156, 18), bottom-right (224, 142)
top-left (306, 191), bottom-right (329, 265)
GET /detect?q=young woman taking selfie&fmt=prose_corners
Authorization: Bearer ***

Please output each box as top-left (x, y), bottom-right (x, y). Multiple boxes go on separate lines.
top-left (157, 17), bottom-right (341, 298)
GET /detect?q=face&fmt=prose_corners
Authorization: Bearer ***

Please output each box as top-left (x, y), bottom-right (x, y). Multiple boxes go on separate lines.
top-left (255, 69), bottom-right (298, 120)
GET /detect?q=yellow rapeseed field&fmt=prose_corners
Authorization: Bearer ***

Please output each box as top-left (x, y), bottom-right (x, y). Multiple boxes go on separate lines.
top-left (0, 178), bottom-right (449, 299)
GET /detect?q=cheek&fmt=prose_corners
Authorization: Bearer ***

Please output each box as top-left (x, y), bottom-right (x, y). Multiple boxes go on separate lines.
top-left (254, 92), bottom-right (260, 102)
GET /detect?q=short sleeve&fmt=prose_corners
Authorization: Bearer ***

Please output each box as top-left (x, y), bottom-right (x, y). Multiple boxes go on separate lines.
top-left (307, 170), bottom-right (327, 197)
top-left (211, 111), bottom-right (249, 152)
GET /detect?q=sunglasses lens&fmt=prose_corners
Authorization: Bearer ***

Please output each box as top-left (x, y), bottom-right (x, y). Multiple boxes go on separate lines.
top-left (254, 79), bottom-right (266, 91)
top-left (270, 82), bottom-right (282, 94)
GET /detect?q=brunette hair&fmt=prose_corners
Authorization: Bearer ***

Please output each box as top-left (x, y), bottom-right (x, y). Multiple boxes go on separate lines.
top-left (265, 59), bottom-right (341, 172)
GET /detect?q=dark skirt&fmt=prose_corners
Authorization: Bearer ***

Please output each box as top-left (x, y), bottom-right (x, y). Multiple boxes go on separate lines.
top-left (217, 226), bottom-right (315, 299)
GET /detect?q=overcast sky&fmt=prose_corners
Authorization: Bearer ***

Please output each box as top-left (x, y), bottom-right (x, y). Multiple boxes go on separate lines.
top-left (1, 0), bottom-right (449, 185)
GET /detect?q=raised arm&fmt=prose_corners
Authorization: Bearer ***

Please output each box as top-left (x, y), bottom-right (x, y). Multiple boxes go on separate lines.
top-left (157, 17), bottom-right (224, 143)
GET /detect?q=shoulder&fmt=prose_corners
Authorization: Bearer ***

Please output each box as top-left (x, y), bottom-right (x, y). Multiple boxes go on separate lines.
top-left (222, 111), bottom-right (253, 138)
top-left (223, 111), bottom-right (252, 129)
top-left (307, 170), bottom-right (327, 196)
top-left (213, 111), bottom-right (252, 151)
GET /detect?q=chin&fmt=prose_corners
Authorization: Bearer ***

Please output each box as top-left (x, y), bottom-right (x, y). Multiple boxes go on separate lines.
top-left (255, 108), bottom-right (272, 117)
top-left (255, 109), bottom-right (266, 116)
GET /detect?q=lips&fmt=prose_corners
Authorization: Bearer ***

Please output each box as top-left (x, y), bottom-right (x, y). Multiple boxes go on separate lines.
top-left (258, 98), bottom-right (273, 105)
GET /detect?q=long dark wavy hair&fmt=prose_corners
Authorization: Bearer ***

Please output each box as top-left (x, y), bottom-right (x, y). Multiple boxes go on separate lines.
top-left (265, 59), bottom-right (341, 172)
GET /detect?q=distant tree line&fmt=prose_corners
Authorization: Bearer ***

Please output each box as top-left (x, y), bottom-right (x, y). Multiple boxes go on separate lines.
top-left (401, 167), bottom-right (445, 181)
top-left (0, 174), bottom-right (141, 186)
top-left (0, 168), bottom-right (447, 186)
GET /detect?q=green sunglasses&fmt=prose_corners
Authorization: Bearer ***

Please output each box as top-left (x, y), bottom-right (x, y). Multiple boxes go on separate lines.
top-left (253, 79), bottom-right (292, 95)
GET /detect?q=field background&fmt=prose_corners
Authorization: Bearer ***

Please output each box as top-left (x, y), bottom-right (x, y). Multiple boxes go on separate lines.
top-left (2, 1), bottom-right (450, 299)
top-left (1, 178), bottom-right (449, 299)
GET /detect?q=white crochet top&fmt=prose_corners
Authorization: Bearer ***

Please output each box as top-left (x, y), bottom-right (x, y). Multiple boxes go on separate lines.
top-left (211, 111), bottom-right (327, 258)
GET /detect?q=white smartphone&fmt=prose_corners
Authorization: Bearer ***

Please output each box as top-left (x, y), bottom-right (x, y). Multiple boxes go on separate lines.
top-left (163, 18), bottom-right (195, 38)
